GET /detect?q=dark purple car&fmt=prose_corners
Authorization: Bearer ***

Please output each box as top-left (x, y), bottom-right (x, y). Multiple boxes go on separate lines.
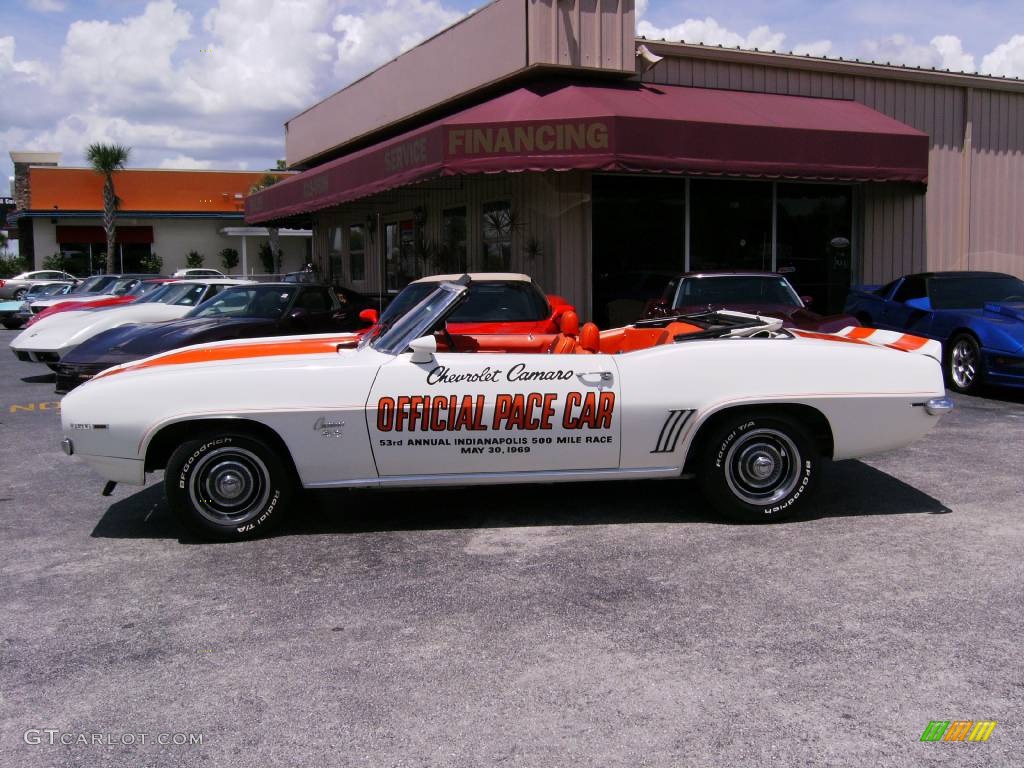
top-left (643, 272), bottom-right (860, 332)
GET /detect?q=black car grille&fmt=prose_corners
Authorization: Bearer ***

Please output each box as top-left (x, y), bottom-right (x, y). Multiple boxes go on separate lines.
top-left (53, 364), bottom-right (103, 394)
top-left (15, 351), bottom-right (31, 362)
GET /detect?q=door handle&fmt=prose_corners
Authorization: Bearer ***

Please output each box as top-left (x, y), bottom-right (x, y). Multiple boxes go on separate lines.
top-left (577, 371), bottom-right (612, 385)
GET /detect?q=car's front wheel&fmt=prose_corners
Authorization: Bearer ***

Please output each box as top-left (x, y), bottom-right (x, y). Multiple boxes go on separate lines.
top-left (165, 432), bottom-right (294, 541)
top-left (946, 333), bottom-right (983, 394)
top-left (699, 412), bottom-right (819, 523)
top-left (2, 320), bottom-right (24, 330)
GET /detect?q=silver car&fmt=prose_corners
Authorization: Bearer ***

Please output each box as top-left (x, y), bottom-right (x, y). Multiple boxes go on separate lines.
top-left (0, 270), bottom-right (79, 299)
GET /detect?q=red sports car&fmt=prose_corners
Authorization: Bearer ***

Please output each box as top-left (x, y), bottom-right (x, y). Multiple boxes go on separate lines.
top-left (360, 273), bottom-right (575, 335)
top-left (26, 277), bottom-right (176, 327)
top-left (643, 272), bottom-right (859, 332)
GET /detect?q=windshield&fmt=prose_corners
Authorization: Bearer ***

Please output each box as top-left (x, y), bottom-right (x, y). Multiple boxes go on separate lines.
top-left (126, 280), bottom-right (168, 298)
top-left (137, 282), bottom-right (212, 307)
top-left (109, 278), bottom-right (143, 295)
top-left (674, 276), bottom-right (802, 308)
top-left (186, 285), bottom-right (295, 319)
top-left (71, 276), bottom-right (118, 295)
top-left (379, 280), bottom-right (548, 326)
top-left (928, 276), bottom-right (1024, 310)
top-left (27, 284), bottom-right (71, 298)
top-left (372, 282), bottom-right (467, 354)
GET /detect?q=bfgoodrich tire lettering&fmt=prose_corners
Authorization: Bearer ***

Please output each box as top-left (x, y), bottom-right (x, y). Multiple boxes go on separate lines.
top-left (699, 412), bottom-right (819, 523)
top-left (165, 432), bottom-right (294, 541)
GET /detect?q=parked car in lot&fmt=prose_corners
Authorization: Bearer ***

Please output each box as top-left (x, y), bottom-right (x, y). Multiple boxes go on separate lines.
top-left (172, 268), bottom-right (226, 278)
top-left (0, 270), bottom-right (79, 299)
top-left (59, 275), bottom-right (951, 541)
top-left (25, 277), bottom-right (176, 327)
top-left (52, 282), bottom-right (355, 392)
top-left (11, 280), bottom-right (251, 367)
top-left (643, 272), bottom-right (860, 332)
top-left (369, 273), bottom-right (574, 335)
top-left (26, 274), bottom-right (155, 317)
top-left (0, 282), bottom-right (75, 329)
top-left (844, 271), bottom-right (1024, 393)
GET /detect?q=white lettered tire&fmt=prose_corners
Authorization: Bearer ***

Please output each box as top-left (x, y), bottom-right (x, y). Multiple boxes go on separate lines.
top-left (699, 412), bottom-right (819, 523)
top-left (165, 432), bottom-right (294, 541)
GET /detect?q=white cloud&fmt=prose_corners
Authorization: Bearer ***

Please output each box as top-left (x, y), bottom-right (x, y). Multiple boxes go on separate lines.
top-left (332, 0), bottom-right (462, 80)
top-left (0, 35), bottom-right (48, 82)
top-left (184, 0), bottom-right (337, 114)
top-left (158, 154), bottom-right (213, 169)
top-left (636, 15), bottom-right (831, 57)
top-left (26, 0), bottom-right (66, 11)
top-left (981, 34), bottom-right (1024, 77)
top-left (793, 40), bottom-right (833, 58)
top-left (58, 1), bottom-right (192, 109)
top-left (635, 0), bottom-right (648, 21)
top-left (860, 33), bottom-right (979, 72)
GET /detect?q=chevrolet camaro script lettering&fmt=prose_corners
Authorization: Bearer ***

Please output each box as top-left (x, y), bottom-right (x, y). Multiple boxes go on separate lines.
top-left (59, 275), bottom-right (953, 541)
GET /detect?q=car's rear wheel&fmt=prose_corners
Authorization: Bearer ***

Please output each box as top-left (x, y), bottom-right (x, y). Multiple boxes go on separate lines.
top-left (165, 432), bottom-right (294, 541)
top-left (946, 333), bottom-right (983, 394)
top-left (13, 288), bottom-right (27, 300)
top-left (699, 412), bottom-right (819, 523)
top-left (2, 320), bottom-right (24, 330)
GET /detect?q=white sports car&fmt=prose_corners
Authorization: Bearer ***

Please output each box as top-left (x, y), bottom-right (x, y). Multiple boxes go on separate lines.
top-left (11, 279), bottom-right (252, 364)
top-left (60, 276), bottom-right (952, 541)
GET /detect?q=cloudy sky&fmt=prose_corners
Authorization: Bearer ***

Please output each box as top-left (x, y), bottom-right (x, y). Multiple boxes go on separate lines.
top-left (3, 0), bottom-right (1024, 188)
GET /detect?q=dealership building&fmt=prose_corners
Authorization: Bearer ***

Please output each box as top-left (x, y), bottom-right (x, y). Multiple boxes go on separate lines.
top-left (247, 0), bottom-right (1024, 320)
top-left (9, 153), bottom-right (310, 277)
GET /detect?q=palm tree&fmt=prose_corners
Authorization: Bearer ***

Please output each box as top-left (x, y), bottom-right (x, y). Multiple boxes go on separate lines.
top-left (86, 143), bottom-right (131, 273)
top-left (250, 172), bottom-right (284, 274)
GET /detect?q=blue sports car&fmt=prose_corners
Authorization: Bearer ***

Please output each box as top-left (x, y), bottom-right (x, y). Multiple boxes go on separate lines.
top-left (844, 271), bottom-right (1024, 393)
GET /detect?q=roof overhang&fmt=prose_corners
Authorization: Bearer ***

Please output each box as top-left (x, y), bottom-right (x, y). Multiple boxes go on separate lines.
top-left (248, 80), bottom-right (929, 224)
top-left (219, 227), bottom-right (312, 237)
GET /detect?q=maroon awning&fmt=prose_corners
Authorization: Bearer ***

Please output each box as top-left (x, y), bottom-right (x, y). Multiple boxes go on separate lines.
top-left (247, 81), bottom-right (929, 224)
top-left (56, 225), bottom-right (154, 244)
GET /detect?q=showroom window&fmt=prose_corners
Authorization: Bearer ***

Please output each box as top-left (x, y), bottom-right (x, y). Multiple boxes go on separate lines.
top-left (348, 225), bottom-right (366, 282)
top-left (482, 201), bottom-right (512, 271)
top-left (441, 206), bottom-right (468, 273)
top-left (689, 180), bottom-right (773, 273)
top-left (328, 227), bottom-right (343, 282)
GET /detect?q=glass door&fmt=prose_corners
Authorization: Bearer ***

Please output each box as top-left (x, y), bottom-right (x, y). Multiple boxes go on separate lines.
top-left (384, 218), bottom-right (418, 294)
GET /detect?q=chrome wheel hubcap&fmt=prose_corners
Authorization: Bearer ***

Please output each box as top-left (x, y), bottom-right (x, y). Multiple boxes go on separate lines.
top-left (189, 447), bottom-right (270, 525)
top-left (725, 429), bottom-right (801, 505)
top-left (951, 340), bottom-right (977, 389)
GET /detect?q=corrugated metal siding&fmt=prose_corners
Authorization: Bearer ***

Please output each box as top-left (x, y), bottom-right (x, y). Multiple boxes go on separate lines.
top-left (312, 171), bottom-right (593, 316)
top-left (645, 57), bottom-right (1024, 280)
top-left (527, 0), bottom-right (634, 72)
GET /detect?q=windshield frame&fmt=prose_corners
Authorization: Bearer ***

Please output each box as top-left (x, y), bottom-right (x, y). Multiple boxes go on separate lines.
top-left (673, 275), bottom-right (803, 309)
top-left (371, 281), bottom-right (468, 355)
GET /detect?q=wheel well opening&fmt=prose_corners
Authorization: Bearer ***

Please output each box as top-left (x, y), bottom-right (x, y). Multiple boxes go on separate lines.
top-left (145, 419), bottom-right (299, 479)
top-left (683, 403), bottom-right (835, 473)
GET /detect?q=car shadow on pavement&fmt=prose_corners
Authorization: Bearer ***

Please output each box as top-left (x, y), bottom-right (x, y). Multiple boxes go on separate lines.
top-left (21, 372), bottom-right (55, 384)
top-left (90, 459), bottom-right (949, 542)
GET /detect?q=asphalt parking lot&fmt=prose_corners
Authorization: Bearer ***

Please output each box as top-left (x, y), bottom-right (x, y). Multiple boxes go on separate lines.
top-left (1, 327), bottom-right (1022, 768)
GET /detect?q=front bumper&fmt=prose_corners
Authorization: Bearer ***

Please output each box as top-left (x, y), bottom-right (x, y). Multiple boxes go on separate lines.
top-left (11, 348), bottom-right (61, 364)
top-left (72, 452), bottom-right (145, 485)
top-left (54, 362), bottom-right (108, 393)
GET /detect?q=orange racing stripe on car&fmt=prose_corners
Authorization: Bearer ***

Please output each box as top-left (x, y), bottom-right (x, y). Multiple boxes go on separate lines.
top-left (885, 333), bottom-right (930, 352)
top-left (790, 330), bottom-right (872, 345)
top-left (94, 337), bottom-right (354, 380)
top-left (844, 327), bottom-right (877, 340)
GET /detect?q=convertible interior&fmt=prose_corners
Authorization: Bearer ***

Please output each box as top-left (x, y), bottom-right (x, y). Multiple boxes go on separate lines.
top-left (435, 311), bottom-right (709, 355)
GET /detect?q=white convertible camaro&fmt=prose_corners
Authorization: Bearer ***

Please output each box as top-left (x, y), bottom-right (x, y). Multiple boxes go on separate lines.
top-left (60, 276), bottom-right (953, 541)
top-left (10, 279), bottom-right (252, 364)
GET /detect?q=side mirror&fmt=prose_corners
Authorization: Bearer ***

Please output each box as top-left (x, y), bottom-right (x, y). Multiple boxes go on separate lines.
top-left (407, 335), bottom-right (437, 364)
top-left (359, 308), bottom-right (379, 325)
top-left (800, 295), bottom-right (814, 307)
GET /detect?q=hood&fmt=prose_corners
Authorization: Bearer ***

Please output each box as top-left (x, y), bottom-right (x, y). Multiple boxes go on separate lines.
top-left (62, 316), bottom-right (281, 366)
top-left (11, 304), bottom-right (192, 352)
top-left (983, 301), bottom-right (1024, 322)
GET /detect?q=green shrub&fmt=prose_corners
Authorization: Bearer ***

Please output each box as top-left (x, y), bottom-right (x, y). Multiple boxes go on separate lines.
top-left (138, 252), bottom-right (163, 273)
top-left (220, 248), bottom-right (239, 272)
top-left (257, 242), bottom-right (275, 273)
top-left (186, 250), bottom-right (204, 268)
